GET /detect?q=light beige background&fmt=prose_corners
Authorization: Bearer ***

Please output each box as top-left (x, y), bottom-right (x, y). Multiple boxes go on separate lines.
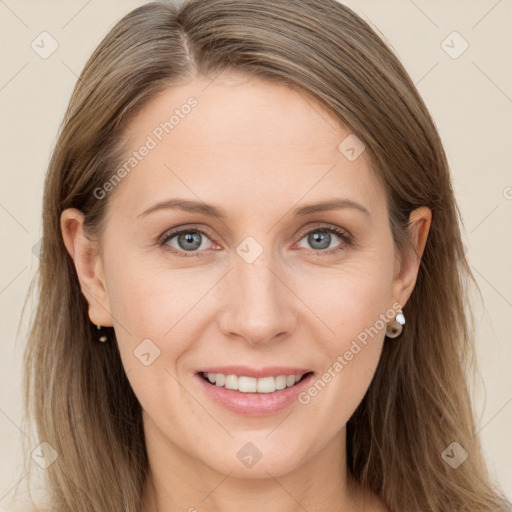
top-left (1, 0), bottom-right (511, 508)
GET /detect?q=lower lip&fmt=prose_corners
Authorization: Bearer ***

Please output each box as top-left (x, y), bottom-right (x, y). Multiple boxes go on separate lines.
top-left (195, 372), bottom-right (315, 416)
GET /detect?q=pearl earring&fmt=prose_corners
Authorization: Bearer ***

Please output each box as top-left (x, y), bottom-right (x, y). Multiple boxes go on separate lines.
top-left (385, 309), bottom-right (405, 338)
top-left (96, 324), bottom-right (108, 343)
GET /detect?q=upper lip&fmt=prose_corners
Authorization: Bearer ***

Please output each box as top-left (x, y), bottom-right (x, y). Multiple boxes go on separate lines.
top-left (196, 366), bottom-right (313, 379)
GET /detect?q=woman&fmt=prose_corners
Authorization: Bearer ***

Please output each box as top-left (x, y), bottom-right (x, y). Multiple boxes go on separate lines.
top-left (21, 0), bottom-right (511, 511)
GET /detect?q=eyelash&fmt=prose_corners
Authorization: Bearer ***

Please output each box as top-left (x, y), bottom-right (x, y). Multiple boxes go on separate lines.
top-left (157, 224), bottom-right (354, 258)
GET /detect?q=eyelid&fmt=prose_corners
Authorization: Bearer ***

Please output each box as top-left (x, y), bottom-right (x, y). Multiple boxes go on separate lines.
top-left (157, 222), bottom-right (354, 256)
top-left (157, 224), bottom-right (219, 253)
top-left (293, 223), bottom-right (354, 254)
top-left (295, 222), bottom-right (353, 242)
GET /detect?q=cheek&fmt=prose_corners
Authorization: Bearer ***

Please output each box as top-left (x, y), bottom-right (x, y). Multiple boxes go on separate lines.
top-left (103, 250), bottom-right (223, 381)
top-left (293, 251), bottom-right (394, 346)
top-left (104, 250), bottom-right (209, 336)
top-left (292, 254), bottom-right (393, 421)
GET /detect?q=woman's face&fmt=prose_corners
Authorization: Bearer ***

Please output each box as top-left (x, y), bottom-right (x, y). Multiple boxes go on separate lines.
top-left (66, 73), bottom-right (428, 479)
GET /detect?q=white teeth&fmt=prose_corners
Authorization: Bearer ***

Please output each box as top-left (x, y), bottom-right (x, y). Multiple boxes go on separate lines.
top-left (256, 376), bottom-right (275, 393)
top-left (204, 372), bottom-right (307, 393)
top-left (239, 376), bottom-right (257, 392)
top-left (275, 375), bottom-right (287, 390)
top-left (225, 374), bottom-right (238, 390)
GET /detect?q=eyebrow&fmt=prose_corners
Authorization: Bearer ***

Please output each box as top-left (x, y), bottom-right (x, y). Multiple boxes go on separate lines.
top-left (137, 197), bottom-right (371, 219)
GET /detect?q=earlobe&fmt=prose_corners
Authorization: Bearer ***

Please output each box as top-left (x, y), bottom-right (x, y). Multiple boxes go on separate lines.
top-left (60, 208), bottom-right (113, 327)
top-left (391, 206), bottom-right (432, 309)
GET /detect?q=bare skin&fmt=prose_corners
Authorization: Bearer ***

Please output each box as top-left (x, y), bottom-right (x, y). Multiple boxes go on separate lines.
top-left (61, 72), bottom-right (430, 512)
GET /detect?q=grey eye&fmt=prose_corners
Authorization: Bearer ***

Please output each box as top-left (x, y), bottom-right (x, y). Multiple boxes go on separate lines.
top-left (298, 229), bottom-right (343, 251)
top-left (165, 230), bottom-right (211, 252)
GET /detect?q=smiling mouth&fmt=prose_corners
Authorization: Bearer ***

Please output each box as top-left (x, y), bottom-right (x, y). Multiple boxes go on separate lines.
top-left (199, 371), bottom-right (314, 394)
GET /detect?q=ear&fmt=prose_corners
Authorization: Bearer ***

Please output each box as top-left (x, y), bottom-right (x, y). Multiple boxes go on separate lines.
top-left (60, 208), bottom-right (113, 327)
top-left (390, 206), bottom-right (432, 309)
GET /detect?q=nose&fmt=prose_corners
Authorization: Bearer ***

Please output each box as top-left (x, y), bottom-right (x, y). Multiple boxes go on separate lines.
top-left (218, 251), bottom-right (298, 346)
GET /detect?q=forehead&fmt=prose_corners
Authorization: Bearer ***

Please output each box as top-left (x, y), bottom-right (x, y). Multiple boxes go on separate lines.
top-left (109, 73), bottom-right (384, 220)
top-left (126, 74), bottom-right (343, 155)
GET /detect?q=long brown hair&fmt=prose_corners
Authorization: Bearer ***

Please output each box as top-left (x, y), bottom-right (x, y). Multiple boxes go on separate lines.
top-left (20, 1), bottom-right (511, 510)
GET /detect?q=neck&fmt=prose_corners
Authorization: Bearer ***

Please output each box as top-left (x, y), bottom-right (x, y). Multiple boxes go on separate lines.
top-left (139, 421), bottom-right (371, 512)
